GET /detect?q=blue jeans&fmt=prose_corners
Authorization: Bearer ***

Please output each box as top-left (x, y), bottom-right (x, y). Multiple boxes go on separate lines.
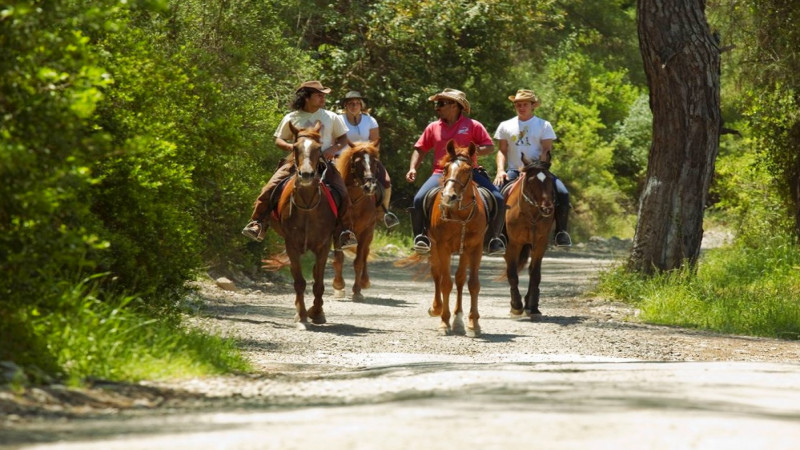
top-left (506, 169), bottom-right (569, 195)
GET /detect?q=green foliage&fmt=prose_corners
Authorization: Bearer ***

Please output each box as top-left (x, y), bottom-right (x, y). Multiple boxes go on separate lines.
top-left (597, 232), bottom-right (800, 339)
top-left (6, 275), bottom-right (249, 383)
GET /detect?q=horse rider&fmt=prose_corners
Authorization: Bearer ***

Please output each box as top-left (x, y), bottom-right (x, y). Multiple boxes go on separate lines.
top-left (339, 90), bottom-right (400, 228)
top-left (493, 89), bottom-right (572, 247)
top-left (242, 80), bottom-right (358, 250)
top-left (406, 88), bottom-right (506, 256)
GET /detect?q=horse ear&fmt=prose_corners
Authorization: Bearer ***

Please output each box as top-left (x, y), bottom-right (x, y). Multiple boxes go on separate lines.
top-left (289, 121), bottom-right (299, 138)
top-left (348, 140), bottom-right (356, 148)
top-left (521, 154), bottom-right (531, 167)
top-left (312, 120), bottom-right (322, 132)
top-left (446, 140), bottom-right (456, 157)
top-left (372, 138), bottom-right (381, 150)
top-left (468, 142), bottom-right (477, 157)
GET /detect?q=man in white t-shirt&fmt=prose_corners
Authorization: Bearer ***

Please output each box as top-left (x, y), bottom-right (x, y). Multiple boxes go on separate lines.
top-left (242, 80), bottom-right (357, 249)
top-left (493, 89), bottom-right (572, 246)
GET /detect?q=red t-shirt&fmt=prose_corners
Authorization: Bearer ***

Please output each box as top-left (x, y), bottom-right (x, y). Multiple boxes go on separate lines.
top-left (414, 115), bottom-right (493, 173)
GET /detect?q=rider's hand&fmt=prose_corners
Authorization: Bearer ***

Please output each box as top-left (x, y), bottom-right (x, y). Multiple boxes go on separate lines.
top-left (493, 171), bottom-right (507, 187)
top-left (406, 168), bottom-right (416, 183)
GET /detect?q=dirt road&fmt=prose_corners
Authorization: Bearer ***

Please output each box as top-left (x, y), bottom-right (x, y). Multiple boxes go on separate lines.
top-left (3, 244), bottom-right (800, 449)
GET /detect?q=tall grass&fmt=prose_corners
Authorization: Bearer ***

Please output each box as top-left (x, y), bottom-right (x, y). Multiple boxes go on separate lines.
top-left (11, 275), bottom-right (250, 385)
top-left (597, 234), bottom-right (800, 339)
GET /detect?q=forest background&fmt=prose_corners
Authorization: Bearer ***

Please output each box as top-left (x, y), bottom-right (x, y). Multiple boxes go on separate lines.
top-left (1, 0), bottom-right (798, 383)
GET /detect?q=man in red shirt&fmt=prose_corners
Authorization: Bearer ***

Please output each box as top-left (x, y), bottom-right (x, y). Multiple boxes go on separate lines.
top-left (405, 88), bottom-right (505, 256)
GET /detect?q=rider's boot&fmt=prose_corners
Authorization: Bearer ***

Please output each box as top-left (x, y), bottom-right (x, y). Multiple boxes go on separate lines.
top-left (554, 192), bottom-right (573, 247)
top-left (410, 206), bottom-right (430, 254)
top-left (485, 203), bottom-right (507, 256)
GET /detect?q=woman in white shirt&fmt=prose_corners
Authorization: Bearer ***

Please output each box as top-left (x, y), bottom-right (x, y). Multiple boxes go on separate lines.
top-left (339, 91), bottom-right (399, 228)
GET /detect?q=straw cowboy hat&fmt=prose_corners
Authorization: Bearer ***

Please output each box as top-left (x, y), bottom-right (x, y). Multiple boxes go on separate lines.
top-left (340, 90), bottom-right (367, 107)
top-left (428, 88), bottom-right (471, 114)
top-left (508, 89), bottom-right (541, 107)
top-left (296, 80), bottom-right (332, 94)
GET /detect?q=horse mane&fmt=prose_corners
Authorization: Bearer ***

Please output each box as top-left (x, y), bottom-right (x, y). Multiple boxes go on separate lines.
top-left (335, 141), bottom-right (380, 176)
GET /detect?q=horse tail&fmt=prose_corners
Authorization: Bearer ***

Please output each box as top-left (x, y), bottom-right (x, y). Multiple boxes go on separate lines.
top-left (261, 251), bottom-right (291, 272)
top-left (517, 244), bottom-right (531, 273)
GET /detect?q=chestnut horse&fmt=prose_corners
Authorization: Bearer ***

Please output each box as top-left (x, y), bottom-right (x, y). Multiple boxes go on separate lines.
top-left (502, 158), bottom-right (556, 320)
top-left (332, 141), bottom-right (382, 301)
top-left (427, 141), bottom-right (488, 336)
top-left (268, 121), bottom-right (337, 328)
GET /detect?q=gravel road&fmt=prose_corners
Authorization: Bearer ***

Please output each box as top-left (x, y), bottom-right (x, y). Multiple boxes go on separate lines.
top-left (3, 240), bottom-right (800, 449)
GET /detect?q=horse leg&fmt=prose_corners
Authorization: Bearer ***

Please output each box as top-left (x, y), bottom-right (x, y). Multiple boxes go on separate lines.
top-left (358, 228), bottom-right (374, 290)
top-left (428, 255), bottom-right (443, 317)
top-left (505, 243), bottom-right (524, 315)
top-left (332, 247), bottom-right (346, 298)
top-left (451, 255), bottom-right (468, 336)
top-left (432, 250), bottom-right (452, 335)
top-left (351, 239), bottom-right (366, 302)
top-left (307, 248), bottom-right (328, 325)
top-left (526, 256), bottom-right (544, 321)
top-left (288, 250), bottom-right (309, 330)
top-left (466, 248), bottom-right (482, 337)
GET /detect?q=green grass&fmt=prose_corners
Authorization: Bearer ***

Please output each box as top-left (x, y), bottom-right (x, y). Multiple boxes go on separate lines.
top-left (3, 275), bottom-right (250, 386)
top-left (596, 234), bottom-right (800, 339)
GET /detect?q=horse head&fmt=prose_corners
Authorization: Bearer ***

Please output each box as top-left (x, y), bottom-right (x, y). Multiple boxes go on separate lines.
top-left (339, 139), bottom-right (381, 195)
top-left (289, 121), bottom-right (323, 187)
top-left (440, 140), bottom-right (476, 208)
top-left (519, 155), bottom-right (555, 217)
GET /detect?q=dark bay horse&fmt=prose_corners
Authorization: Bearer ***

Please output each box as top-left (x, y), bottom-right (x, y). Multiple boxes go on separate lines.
top-left (332, 140), bottom-right (382, 301)
top-left (268, 121), bottom-right (337, 328)
top-left (427, 141), bottom-right (488, 336)
top-left (502, 158), bottom-right (556, 320)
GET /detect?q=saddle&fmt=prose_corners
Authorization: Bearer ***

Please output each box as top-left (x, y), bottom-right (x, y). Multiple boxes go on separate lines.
top-left (270, 162), bottom-right (343, 220)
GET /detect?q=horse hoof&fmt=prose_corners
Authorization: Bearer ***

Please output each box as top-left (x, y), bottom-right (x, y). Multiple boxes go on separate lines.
top-left (452, 323), bottom-right (466, 336)
top-left (438, 325), bottom-right (452, 336)
top-left (361, 281), bottom-right (371, 290)
top-left (510, 308), bottom-right (524, 317)
top-left (295, 321), bottom-right (310, 330)
top-left (530, 313), bottom-right (543, 322)
top-left (311, 313), bottom-right (327, 325)
top-left (466, 326), bottom-right (481, 338)
top-left (428, 308), bottom-right (440, 317)
top-left (333, 289), bottom-right (345, 299)
top-left (352, 292), bottom-right (365, 302)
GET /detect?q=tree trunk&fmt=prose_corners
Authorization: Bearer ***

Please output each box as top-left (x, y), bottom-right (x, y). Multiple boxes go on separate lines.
top-left (630, 0), bottom-right (721, 274)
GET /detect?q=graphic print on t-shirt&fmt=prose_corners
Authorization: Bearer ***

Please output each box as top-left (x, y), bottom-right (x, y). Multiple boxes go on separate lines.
top-left (514, 126), bottom-right (531, 146)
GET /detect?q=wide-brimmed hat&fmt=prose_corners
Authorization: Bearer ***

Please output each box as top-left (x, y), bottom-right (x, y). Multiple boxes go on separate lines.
top-left (508, 89), bottom-right (541, 107)
top-left (296, 80), bottom-right (332, 94)
top-left (428, 88), bottom-right (471, 114)
top-left (341, 90), bottom-right (367, 107)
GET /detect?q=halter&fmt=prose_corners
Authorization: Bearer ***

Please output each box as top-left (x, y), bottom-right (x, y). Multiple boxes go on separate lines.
top-left (518, 166), bottom-right (555, 219)
top-left (438, 155), bottom-right (479, 255)
top-left (348, 151), bottom-right (377, 205)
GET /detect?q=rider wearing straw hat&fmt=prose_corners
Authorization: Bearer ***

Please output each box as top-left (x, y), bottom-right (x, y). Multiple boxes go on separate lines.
top-left (493, 89), bottom-right (572, 247)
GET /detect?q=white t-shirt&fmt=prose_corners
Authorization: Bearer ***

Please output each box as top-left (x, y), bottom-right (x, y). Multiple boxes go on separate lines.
top-left (493, 116), bottom-right (557, 170)
top-left (274, 109), bottom-right (348, 151)
top-left (340, 113), bottom-right (379, 143)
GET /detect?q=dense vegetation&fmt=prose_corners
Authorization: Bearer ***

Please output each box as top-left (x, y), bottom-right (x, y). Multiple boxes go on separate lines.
top-left (1, 0), bottom-right (798, 383)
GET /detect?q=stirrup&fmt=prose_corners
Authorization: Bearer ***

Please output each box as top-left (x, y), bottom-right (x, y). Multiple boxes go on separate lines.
top-left (339, 231), bottom-right (358, 250)
top-left (383, 212), bottom-right (400, 228)
top-left (413, 234), bottom-right (430, 254)
top-left (555, 231), bottom-right (572, 247)
top-left (242, 220), bottom-right (264, 242)
top-left (486, 237), bottom-right (506, 256)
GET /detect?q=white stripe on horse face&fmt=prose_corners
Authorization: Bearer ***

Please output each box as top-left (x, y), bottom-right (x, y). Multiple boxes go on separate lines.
top-left (363, 154), bottom-right (372, 178)
top-left (536, 171), bottom-right (547, 182)
top-left (299, 138), bottom-right (316, 173)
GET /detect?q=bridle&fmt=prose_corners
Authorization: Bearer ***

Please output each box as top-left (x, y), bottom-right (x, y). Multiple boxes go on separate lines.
top-left (439, 155), bottom-right (479, 255)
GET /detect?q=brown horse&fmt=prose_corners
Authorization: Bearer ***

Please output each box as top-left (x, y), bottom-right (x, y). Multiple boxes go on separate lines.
top-left (268, 121), bottom-right (337, 328)
top-left (502, 158), bottom-right (556, 320)
top-left (332, 140), bottom-right (382, 301)
top-left (427, 141), bottom-right (488, 336)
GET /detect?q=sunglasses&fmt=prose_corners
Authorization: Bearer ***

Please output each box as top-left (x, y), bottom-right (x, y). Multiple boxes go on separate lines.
top-left (435, 100), bottom-right (455, 108)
